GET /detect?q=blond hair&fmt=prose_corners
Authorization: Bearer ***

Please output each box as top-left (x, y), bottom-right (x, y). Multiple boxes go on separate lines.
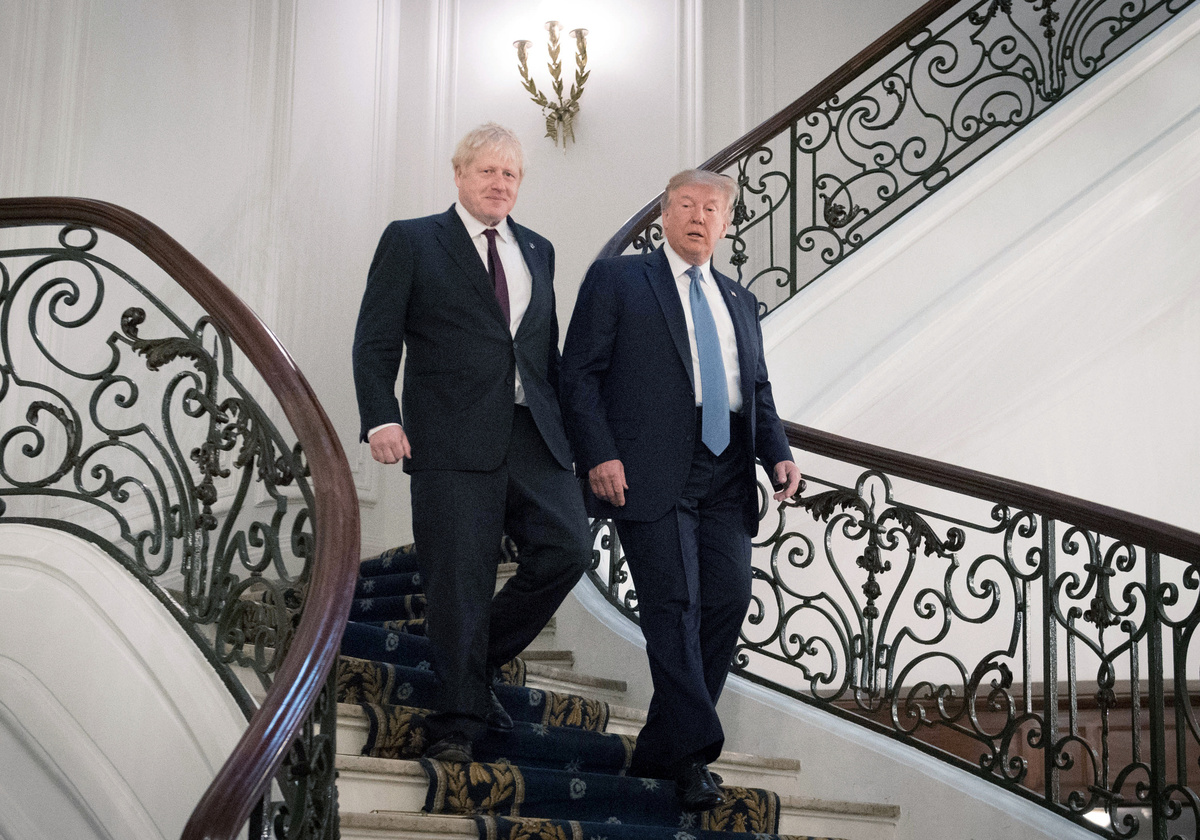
top-left (660, 170), bottom-right (737, 221)
top-left (451, 123), bottom-right (525, 177)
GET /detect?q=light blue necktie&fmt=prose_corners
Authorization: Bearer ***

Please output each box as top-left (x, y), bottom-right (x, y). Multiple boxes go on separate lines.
top-left (687, 265), bottom-right (729, 455)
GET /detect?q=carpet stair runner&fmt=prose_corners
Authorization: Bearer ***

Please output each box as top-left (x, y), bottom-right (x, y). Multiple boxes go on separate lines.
top-left (335, 545), bottom-right (898, 840)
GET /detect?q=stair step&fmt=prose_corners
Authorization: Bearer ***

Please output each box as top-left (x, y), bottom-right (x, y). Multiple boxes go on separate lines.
top-left (337, 754), bottom-right (427, 815)
top-left (336, 703), bottom-right (802, 794)
top-left (523, 661), bottom-right (627, 704)
top-left (336, 699), bottom-right (643, 755)
top-left (525, 616), bottom-right (557, 650)
top-left (496, 562), bottom-right (518, 586)
top-left (598, 700), bottom-right (645, 737)
top-left (336, 754), bottom-right (892, 840)
top-left (777, 795), bottom-right (900, 840)
top-left (339, 703), bottom-right (372, 755)
top-left (514, 648), bottom-right (574, 667)
top-left (340, 812), bottom-right (476, 840)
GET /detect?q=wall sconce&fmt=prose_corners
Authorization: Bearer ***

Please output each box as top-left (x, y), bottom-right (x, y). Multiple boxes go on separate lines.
top-left (514, 22), bottom-right (589, 147)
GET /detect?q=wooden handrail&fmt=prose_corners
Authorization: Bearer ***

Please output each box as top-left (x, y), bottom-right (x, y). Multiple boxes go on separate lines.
top-left (0, 197), bottom-right (361, 840)
top-left (784, 420), bottom-right (1200, 563)
top-left (598, 0), bottom-right (961, 260)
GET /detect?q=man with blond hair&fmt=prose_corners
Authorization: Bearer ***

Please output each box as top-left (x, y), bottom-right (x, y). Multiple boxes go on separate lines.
top-left (352, 123), bottom-right (590, 763)
top-left (561, 169), bottom-right (802, 811)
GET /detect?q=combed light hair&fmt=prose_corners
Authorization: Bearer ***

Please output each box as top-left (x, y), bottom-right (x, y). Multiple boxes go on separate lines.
top-left (660, 170), bottom-right (737, 221)
top-left (451, 123), bottom-right (525, 177)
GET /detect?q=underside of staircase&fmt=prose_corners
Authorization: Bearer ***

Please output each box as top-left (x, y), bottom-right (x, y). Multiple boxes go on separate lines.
top-left (330, 546), bottom-right (901, 840)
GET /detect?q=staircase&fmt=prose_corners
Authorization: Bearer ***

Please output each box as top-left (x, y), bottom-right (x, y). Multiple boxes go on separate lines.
top-left (329, 547), bottom-right (901, 840)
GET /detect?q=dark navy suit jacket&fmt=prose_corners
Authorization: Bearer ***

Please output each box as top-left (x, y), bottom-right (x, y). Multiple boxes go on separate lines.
top-left (352, 206), bottom-right (573, 473)
top-left (559, 247), bottom-right (793, 535)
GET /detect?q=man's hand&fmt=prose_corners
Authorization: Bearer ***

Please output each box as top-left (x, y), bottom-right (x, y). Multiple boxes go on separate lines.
top-left (772, 460), bottom-right (803, 501)
top-left (589, 459), bottom-right (628, 507)
top-left (369, 425), bottom-right (411, 464)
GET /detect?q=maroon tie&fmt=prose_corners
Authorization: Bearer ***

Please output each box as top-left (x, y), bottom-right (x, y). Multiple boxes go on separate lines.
top-left (483, 228), bottom-right (511, 325)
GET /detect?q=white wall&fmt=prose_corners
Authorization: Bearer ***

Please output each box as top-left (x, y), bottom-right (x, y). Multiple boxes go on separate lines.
top-left (1, 0), bottom-right (925, 552)
top-left (0, 524), bottom-right (246, 840)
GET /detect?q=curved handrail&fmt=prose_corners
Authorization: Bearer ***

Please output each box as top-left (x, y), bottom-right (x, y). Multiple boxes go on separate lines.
top-left (0, 197), bottom-right (361, 840)
top-left (598, 0), bottom-right (961, 259)
top-left (783, 420), bottom-right (1200, 562)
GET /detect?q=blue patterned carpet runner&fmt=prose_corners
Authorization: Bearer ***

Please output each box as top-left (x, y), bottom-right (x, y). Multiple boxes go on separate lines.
top-left (338, 545), bottom-right (832, 840)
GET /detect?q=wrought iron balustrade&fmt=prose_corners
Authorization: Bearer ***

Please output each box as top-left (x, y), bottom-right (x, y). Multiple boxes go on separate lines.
top-left (602, 0), bottom-right (1195, 315)
top-left (0, 198), bottom-right (360, 840)
top-left (587, 421), bottom-right (1200, 840)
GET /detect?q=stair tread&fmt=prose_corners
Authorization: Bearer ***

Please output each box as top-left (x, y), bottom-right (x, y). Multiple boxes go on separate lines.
top-left (340, 811), bottom-right (476, 837)
top-left (338, 753), bottom-right (426, 775)
top-left (516, 649), bottom-right (574, 663)
top-left (339, 810), bottom-right (855, 840)
top-left (335, 748), bottom-right (800, 776)
top-left (523, 661), bottom-right (626, 691)
top-left (779, 795), bottom-right (901, 820)
top-left (335, 705), bottom-right (800, 773)
top-left (335, 754), bottom-right (887, 820)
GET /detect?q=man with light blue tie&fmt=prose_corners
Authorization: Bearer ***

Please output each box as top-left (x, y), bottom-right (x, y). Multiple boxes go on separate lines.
top-left (560, 169), bottom-right (802, 812)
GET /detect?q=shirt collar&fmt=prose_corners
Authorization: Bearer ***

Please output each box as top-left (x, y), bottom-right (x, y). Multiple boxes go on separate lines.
top-left (664, 243), bottom-right (712, 284)
top-left (455, 203), bottom-right (513, 243)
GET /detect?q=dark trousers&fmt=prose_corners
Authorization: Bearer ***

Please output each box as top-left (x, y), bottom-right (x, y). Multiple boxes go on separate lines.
top-left (410, 405), bottom-right (590, 742)
top-left (616, 422), bottom-right (753, 778)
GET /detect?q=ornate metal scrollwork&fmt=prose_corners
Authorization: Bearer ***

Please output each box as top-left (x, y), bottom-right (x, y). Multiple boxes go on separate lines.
top-left (0, 220), bottom-right (335, 839)
top-left (586, 449), bottom-right (1200, 838)
top-left (624, 0), bottom-right (1192, 317)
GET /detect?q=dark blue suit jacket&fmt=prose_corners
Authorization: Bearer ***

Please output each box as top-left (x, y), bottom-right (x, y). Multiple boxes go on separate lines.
top-left (352, 206), bottom-right (572, 473)
top-left (560, 247), bottom-right (793, 535)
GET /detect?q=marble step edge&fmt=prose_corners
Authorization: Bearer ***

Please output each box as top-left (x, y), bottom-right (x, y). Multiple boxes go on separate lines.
top-left (340, 812), bottom-right (476, 840)
top-left (339, 811), bottom-right (857, 840)
top-left (335, 756), bottom-right (893, 839)
top-left (522, 662), bottom-right (628, 704)
top-left (516, 649), bottom-right (575, 666)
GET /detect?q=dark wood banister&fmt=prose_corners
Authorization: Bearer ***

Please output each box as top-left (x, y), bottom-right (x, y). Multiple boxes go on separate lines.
top-left (785, 421), bottom-right (1200, 563)
top-left (0, 197), bottom-right (362, 840)
top-left (598, 0), bottom-right (961, 260)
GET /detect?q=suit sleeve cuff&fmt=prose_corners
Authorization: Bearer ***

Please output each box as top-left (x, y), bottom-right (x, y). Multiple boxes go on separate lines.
top-left (368, 422), bottom-right (401, 439)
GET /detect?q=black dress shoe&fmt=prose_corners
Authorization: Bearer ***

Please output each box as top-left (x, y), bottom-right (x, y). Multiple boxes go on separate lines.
top-left (675, 758), bottom-right (724, 812)
top-left (487, 686), bottom-right (514, 732)
top-left (424, 732), bottom-right (473, 763)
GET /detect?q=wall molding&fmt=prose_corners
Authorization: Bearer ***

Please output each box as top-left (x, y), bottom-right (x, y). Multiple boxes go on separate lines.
top-left (0, 0), bottom-right (90, 196)
top-left (677, 0), bottom-right (702, 166)
top-left (431, 0), bottom-right (460, 212)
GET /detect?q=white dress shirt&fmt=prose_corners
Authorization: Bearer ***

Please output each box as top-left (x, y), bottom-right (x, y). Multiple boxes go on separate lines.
top-left (456, 203), bottom-right (533, 405)
top-left (663, 244), bottom-right (743, 412)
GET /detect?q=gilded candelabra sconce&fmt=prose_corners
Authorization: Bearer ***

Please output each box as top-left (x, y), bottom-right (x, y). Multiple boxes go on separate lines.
top-left (514, 21), bottom-right (589, 146)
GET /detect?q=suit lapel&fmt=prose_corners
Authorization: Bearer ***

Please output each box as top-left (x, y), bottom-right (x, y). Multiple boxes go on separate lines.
top-left (434, 206), bottom-right (507, 325)
top-left (647, 248), bottom-right (695, 391)
top-left (509, 218), bottom-right (546, 339)
top-left (713, 268), bottom-right (757, 406)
